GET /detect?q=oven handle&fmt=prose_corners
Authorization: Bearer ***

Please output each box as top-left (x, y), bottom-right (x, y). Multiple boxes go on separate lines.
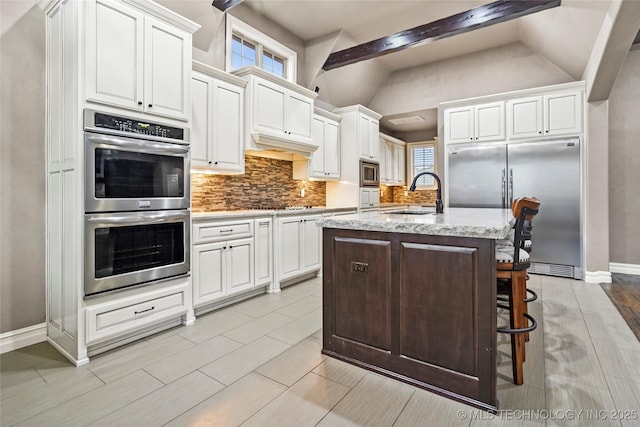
top-left (86, 133), bottom-right (189, 155)
top-left (86, 211), bottom-right (189, 225)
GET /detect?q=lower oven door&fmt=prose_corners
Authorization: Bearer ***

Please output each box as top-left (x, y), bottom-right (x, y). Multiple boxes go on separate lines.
top-left (85, 210), bottom-right (190, 296)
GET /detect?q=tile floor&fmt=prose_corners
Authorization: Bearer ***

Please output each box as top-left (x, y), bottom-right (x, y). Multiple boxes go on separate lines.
top-left (1, 274), bottom-right (639, 426)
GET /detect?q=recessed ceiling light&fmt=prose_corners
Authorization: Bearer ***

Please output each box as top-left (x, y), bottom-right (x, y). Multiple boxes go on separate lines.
top-left (388, 115), bottom-right (425, 125)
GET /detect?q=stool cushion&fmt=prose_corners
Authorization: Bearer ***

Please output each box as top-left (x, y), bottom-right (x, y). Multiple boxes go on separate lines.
top-left (496, 238), bottom-right (532, 249)
top-left (495, 247), bottom-right (530, 263)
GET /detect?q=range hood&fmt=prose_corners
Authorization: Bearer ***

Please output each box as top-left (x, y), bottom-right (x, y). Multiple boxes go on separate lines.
top-left (250, 132), bottom-right (318, 159)
top-left (232, 66), bottom-right (320, 160)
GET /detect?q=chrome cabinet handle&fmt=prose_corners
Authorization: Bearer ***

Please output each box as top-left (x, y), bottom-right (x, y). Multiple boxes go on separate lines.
top-left (501, 168), bottom-right (506, 209)
top-left (509, 169), bottom-right (514, 206)
top-left (219, 229), bottom-right (234, 233)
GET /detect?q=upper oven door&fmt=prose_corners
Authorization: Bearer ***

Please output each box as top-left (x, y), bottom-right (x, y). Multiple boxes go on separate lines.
top-left (85, 132), bottom-right (190, 212)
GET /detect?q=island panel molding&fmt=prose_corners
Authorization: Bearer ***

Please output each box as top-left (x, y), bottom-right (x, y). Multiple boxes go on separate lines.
top-left (322, 228), bottom-right (497, 411)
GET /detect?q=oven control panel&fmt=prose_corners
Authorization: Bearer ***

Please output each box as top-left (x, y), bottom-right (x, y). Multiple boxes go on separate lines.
top-left (90, 111), bottom-right (185, 141)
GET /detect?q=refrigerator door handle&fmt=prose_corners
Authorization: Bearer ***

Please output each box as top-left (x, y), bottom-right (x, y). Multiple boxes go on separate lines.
top-left (501, 168), bottom-right (506, 209)
top-left (509, 168), bottom-right (514, 206)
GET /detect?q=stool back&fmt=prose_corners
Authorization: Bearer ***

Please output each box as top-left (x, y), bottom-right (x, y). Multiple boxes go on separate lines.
top-left (510, 197), bottom-right (540, 270)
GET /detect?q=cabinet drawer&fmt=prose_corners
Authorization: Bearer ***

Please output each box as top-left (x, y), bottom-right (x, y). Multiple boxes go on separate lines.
top-left (96, 293), bottom-right (184, 331)
top-left (86, 283), bottom-right (188, 344)
top-left (193, 220), bottom-right (254, 243)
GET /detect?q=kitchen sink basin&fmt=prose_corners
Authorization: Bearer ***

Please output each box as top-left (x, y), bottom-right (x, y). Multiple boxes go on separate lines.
top-left (387, 210), bottom-right (435, 215)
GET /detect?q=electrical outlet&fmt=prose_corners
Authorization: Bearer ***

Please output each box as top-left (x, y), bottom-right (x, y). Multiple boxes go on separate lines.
top-left (404, 191), bottom-right (408, 196)
top-left (301, 188), bottom-right (305, 197)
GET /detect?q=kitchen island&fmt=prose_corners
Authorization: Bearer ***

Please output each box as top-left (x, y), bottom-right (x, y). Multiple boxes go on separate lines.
top-left (318, 208), bottom-right (514, 411)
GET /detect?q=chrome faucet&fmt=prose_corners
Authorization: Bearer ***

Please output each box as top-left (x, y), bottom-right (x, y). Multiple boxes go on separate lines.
top-left (409, 172), bottom-right (443, 214)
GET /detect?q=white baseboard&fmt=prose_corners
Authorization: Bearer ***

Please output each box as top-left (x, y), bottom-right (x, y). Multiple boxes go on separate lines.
top-left (609, 262), bottom-right (640, 276)
top-left (584, 271), bottom-right (612, 284)
top-left (0, 323), bottom-right (46, 354)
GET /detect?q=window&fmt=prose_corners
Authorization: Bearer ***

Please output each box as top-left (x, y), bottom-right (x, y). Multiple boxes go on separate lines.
top-left (226, 15), bottom-right (297, 82)
top-left (407, 141), bottom-right (437, 188)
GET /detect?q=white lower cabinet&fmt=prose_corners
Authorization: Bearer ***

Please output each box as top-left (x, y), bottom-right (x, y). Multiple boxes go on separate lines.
top-left (192, 218), bottom-right (268, 309)
top-left (276, 214), bottom-right (321, 284)
top-left (360, 188), bottom-right (380, 209)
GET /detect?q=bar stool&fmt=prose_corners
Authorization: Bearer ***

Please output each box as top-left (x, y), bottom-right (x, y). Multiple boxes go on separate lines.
top-left (495, 197), bottom-right (540, 385)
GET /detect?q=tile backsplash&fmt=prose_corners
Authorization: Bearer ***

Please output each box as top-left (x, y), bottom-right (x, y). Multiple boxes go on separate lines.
top-left (380, 185), bottom-right (437, 205)
top-left (192, 155), bottom-right (326, 212)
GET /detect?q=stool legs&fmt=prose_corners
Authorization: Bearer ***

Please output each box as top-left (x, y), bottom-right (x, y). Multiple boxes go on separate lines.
top-left (509, 270), bottom-right (527, 385)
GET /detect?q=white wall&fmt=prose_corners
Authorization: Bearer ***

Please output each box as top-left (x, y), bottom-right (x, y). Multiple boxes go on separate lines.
top-left (0, 1), bottom-right (46, 333)
top-left (609, 46), bottom-right (640, 265)
top-left (369, 42), bottom-right (574, 117)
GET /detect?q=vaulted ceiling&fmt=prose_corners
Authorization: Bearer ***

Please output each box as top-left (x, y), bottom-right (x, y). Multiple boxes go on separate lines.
top-left (158, 0), bottom-right (636, 135)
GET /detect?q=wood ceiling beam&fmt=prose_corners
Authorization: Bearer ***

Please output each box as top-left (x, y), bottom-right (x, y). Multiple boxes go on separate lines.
top-left (212, 0), bottom-right (245, 12)
top-left (322, 0), bottom-right (561, 71)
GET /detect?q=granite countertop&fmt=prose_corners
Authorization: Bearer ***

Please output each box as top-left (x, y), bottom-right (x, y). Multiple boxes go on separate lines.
top-left (192, 206), bottom-right (357, 220)
top-left (317, 207), bottom-right (515, 239)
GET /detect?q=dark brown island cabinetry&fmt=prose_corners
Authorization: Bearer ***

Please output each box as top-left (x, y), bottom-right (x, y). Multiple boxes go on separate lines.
top-left (322, 227), bottom-right (497, 411)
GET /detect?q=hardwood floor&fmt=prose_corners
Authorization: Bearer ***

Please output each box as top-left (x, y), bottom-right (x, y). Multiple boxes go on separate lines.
top-left (601, 273), bottom-right (640, 341)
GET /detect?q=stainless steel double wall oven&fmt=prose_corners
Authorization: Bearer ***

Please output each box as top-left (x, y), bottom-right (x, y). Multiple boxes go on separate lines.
top-left (83, 110), bottom-right (190, 296)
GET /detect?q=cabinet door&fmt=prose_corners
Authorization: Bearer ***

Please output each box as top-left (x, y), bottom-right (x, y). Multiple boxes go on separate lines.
top-left (279, 217), bottom-right (303, 281)
top-left (360, 188), bottom-right (371, 208)
top-left (86, 0), bottom-right (144, 111)
top-left (368, 120), bottom-right (380, 161)
top-left (359, 115), bottom-right (371, 159)
top-left (507, 96), bottom-right (543, 139)
top-left (193, 242), bottom-right (225, 304)
top-left (394, 144), bottom-right (406, 185)
top-left (227, 238), bottom-right (254, 294)
top-left (544, 91), bottom-right (582, 136)
top-left (144, 17), bottom-right (190, 121)
top-left (254, 79), bottom-right (286, 135)
top-left (287, 93), bottom-right (313, 140)
top-left (474, 102), bottom-right (505, 142)
top-left (212, 79), bottom-right (244, 172)
top-left (324, 120), bottom-right (340, 179)
top-left (190, 73), bottom-right (212, 168)
top-left (370, 189), bottom-right (380, 207)
top-left (302, 215), bottom-right (321, 272)
top-left (445, 106), bottom-right (474, 143)
top-left (309, 116), bottom-right (325, 177)
top-left (254, 219), bottom-right (272, 287)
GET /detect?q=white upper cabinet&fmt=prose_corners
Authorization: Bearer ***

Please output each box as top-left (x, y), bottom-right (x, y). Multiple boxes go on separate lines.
top-left (233, 67), bottom-right (318, 157)
top-left (293, 109), bottom-right (341, 180)
top-left (359, 115), bottom-right (380, 161)
top-left (86, 0), bottom-right (193, 121)
top-left (507, 90), bottom-right (583, 139)
top-left (444, 101), bottom-right (505, 144)
top-left (191, 64), bottom-right (246, 173)
top-left (379, 133), bottom-right (406, 186)
top-left (394, 144), bottom-right (406, 185)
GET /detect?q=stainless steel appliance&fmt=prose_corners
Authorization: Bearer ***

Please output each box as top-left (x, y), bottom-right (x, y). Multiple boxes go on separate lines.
top-left (83, 110), bottom-right (191, 296)
top-left (360, 160), bottom-right (380, 187)
top-left (84, 210), bottom-right (190, 296)
top-left (84, 110), bottom-right (189, 212)
top-left (447, 138), bottom-right (581, 279)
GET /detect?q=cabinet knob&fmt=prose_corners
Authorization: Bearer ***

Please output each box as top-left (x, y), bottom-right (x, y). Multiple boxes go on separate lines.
top-left (137, 101), bottom-right (142, 106)
top-left (223, 246), bottom-right (226, 249)
top-left (214, 161), bottom-right (218, 165)
top-left (208, 161), bottom-right (212, 164)
top-left (545, 130), bottom-right (549, 133)
top-left (538, 131), bottom-right (542, 134)
top-left (148, 104), bottom-right (153, 108)
top-left (475, 137), bottom-right (478, 140)
top-left (229, 245), bottom-right (233, 249)
top-left (470, 137), bottom-right (473, 140)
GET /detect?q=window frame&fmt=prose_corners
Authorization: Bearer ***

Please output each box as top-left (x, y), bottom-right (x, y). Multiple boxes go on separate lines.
top-left (226, 15), bottom-right (297, 82)
top-left (406, 140), bottom-right (438, 190)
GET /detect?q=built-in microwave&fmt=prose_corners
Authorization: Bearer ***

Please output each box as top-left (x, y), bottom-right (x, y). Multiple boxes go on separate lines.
top-left (360, 160), bottom-right (380, 187)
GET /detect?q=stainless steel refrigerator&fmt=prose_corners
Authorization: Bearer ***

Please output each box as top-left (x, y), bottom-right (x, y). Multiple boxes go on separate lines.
top-left (446, 138), bottom-right (581, 279)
